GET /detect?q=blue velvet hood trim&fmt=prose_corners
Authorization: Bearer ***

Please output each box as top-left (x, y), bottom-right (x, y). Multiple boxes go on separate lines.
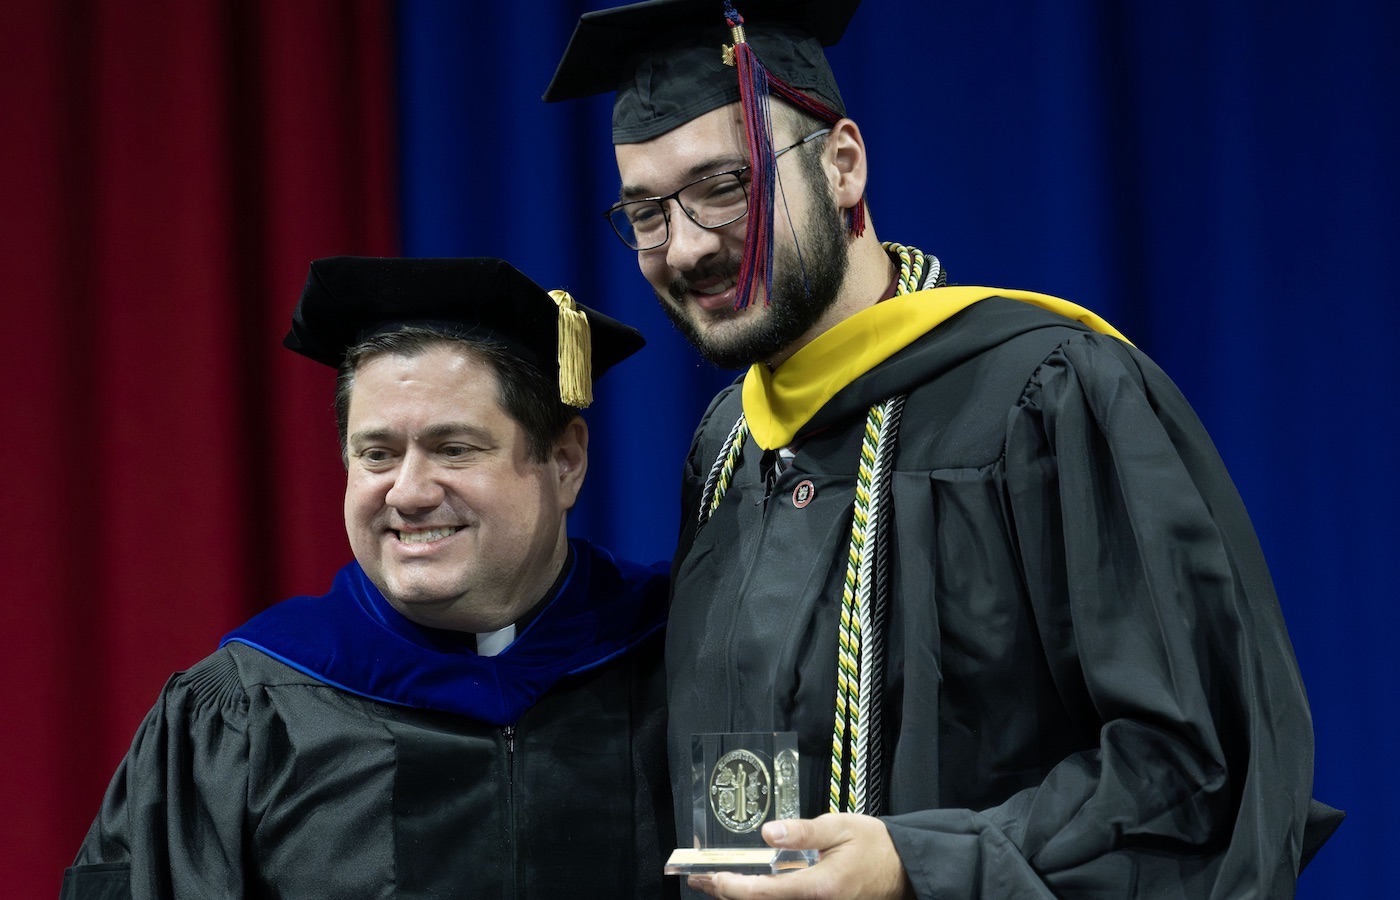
top-left (220, 539), bottom-right (668, 726)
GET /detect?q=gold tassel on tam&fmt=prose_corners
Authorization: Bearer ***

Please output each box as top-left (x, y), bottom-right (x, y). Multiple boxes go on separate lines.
top-left (549, 289), bottom-right (592, 408)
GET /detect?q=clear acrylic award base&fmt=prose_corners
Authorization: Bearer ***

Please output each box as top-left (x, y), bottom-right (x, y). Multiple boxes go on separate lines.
top-left (663, 847), bottom-right (818, 875)
top-left (664, 732), bottom-right (816, 876)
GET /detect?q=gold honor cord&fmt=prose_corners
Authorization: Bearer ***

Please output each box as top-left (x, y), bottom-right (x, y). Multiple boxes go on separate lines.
top-left (830, 400), bottom-right (888, 812)
top-left (890, 242), bottom-right (927, 296)
top-left (699, 413), bottom-right (751, 526)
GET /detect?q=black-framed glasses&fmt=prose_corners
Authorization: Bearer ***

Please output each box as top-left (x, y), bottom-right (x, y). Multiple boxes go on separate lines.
top-left (604, 128), bottom-right (832, 251)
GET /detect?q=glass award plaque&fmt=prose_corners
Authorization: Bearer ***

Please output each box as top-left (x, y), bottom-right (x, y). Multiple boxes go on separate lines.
top-left (663, 732), bottom-right (817, 876)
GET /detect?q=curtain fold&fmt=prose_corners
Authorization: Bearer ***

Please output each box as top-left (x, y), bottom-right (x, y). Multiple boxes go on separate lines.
top-left (1, 3), bottom-right (396, 894)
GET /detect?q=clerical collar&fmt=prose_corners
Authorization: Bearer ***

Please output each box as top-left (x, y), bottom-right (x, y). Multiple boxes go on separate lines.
top-left (475, 626), bottom-right (515, 656)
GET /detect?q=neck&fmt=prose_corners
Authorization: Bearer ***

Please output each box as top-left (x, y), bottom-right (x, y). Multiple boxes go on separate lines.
top-left (499, 535), bottom-right (572, 629)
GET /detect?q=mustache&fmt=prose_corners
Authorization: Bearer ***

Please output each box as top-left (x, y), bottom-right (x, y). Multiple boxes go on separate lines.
top-left (666, 256), bottom-right (742, 303)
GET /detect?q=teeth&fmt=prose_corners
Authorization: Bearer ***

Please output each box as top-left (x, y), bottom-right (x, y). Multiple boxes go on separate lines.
top-left (696, 280), bottom-right (733, 296)
top-left (398, 527), bottom-right (459, 544)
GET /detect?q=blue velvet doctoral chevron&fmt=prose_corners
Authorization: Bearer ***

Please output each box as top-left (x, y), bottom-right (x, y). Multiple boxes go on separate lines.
top-left (222, 539), bottom-right (667, 726)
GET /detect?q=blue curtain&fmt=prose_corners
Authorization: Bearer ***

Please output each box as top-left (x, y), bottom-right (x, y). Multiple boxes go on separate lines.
top-left (397, 1), bottom-right (1397, 893)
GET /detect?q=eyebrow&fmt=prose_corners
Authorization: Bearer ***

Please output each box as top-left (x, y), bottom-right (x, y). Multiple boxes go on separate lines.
top-left (618, 154), bottom-right (750, 202)
top-left (348, 421), bottom-right (493, 448)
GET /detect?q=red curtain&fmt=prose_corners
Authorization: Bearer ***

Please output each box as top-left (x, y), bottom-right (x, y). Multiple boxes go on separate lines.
top-left (1, 2), bottom-right (398, 893)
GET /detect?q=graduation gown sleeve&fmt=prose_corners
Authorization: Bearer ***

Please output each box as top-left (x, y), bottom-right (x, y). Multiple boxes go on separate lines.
top-left (882, 331), bottom-right (1328, 898)
top-left (62, 650), bottom-right (254, 900)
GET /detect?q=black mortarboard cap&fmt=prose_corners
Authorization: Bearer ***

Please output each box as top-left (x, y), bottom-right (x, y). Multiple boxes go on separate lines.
top-left (284, 257), bottom-right (645, 407)
top-left (544, 0), bottom-right (859, 143)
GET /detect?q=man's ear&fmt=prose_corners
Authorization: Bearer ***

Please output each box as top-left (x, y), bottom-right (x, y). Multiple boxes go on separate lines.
top-left (553, 416), bottom-right (589, 510)
top-left (825, 117), bottom-right (868, 211)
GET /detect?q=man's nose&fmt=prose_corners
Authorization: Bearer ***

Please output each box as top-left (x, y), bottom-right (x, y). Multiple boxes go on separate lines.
top-left (664, 202), bottom-right (727, 273)
top-left (384, 450), bottom-right (444, 514)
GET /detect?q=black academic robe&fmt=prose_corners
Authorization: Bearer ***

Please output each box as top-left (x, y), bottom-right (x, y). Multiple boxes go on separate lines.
top-left (669, 296), bottom-right (1338, 897)
top-left (64, 540), bottom-right (677, 900)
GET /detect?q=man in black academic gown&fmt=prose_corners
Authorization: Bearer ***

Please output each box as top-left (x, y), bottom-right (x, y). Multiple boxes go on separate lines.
top-left (545, 2), bottom-right (1341, 897)
top-left (62, 257), bottom-right (677, 899)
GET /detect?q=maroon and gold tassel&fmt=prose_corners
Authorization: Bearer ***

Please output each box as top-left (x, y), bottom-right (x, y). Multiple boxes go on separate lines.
top-left (723, 2), bottom-right (776, 310)
top-left (721, 2), bottom-right (867, 312)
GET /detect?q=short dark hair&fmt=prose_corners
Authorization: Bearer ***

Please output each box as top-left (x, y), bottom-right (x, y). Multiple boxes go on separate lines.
top-left (779, 103), bottom-right (834, 189)
top-left (334, 327), bottom-right (578, 464)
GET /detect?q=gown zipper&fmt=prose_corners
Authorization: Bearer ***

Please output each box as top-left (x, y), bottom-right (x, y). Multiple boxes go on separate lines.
top-left (504, 723), bottom-right (517, 896)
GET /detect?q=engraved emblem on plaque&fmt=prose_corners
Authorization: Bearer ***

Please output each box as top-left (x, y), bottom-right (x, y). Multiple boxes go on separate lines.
top-left (709, 749), bottom-right (771, 833)
top-left (774, 748), bottom-right (800, 820)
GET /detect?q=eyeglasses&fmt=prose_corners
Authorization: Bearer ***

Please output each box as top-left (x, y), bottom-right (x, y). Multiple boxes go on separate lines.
top-left (604, 128), bottom-right (832, 251)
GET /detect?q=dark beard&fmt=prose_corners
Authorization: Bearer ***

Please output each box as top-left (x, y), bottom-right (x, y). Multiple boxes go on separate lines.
top-left (659, 174), bottom-right (850, 370)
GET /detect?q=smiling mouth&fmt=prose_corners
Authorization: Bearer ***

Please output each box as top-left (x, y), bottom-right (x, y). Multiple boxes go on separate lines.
top-left (669, 261), bottom-right (741, 308)
top-left (677, 280), bottom-right (745, 315)
top-left (692, 277), bottom-right (734, 297)
top-left (396, 526), bottom-right (462, 544)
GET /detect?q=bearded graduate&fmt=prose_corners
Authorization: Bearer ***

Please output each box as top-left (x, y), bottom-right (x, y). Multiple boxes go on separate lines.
top-left (545, 1), bottom-right (1341, 897)
top-left (62, 257), bottom-right (677, 899)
